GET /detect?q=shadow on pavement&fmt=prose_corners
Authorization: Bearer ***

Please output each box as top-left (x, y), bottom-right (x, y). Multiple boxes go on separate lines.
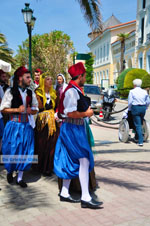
top-left (95, 159), bottom-right (150, 171)
top-left (94, 140), bottom-right (119, 146)
top-left (2, 184), bottom-right (51, 210)
top-left (0, 167), bottom-right (58, 210)
top-left (96, 175), bottom-right (147, 191)
top-left (93, 149), bottom-right (150, 155)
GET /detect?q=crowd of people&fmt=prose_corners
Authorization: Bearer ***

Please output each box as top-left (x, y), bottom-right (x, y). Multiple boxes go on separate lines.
top-left (0, 62), bottom-right (103, 209)
top-left (0, 63), bottom-right (149, 208)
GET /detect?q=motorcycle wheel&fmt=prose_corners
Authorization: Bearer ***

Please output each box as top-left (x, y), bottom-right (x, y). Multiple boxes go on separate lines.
top-left (103, 106), bottom-right (111, 120)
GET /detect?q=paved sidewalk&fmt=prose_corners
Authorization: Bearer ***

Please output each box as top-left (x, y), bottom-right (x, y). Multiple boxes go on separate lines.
top-left (0, 124), bottom-right (150, 226)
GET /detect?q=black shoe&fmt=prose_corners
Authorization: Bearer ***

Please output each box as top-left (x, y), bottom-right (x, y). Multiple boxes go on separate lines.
top-left (81, 199), bottom-right (103, 209)
top-left (7, 173), bottom-right (13, 184)
top-left (42, 172), bottom-right (52, 177)
top-left (60, 195), bottom-right (80, 203)
top-left (16, 180), bottom-right (27, 188)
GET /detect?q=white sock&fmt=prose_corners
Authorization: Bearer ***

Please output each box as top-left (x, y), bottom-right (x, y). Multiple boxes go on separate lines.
top-left (17, 171), bottom-right (23, 182)
top-left (79, 158), bottom-right (91, 202)
top-left (60, 179), bottom-right (71, 198)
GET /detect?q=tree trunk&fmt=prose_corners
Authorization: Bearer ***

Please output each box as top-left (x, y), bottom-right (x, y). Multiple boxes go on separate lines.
top-left (120, 41), bottom-right (125, 73)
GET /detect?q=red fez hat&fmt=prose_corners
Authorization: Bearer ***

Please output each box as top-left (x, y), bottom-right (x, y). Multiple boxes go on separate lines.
top-left (14, 66), bottom-right (29, 78)
top-left (68, 62), bottom-right (85, 78)
top-left (35, 68), bottom-right (42, 74)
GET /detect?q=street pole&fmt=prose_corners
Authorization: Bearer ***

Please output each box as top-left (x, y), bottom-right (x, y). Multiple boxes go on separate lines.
top-left (28, 25), bottom-right (32, 78)
top-left (22, 3), bottom-right (36, 80)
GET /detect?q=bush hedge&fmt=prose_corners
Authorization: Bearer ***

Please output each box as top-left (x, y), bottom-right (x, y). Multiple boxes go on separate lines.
top-left (117, 68), bottom-right (150, 98)
top-left (124, 68), bottom-right (148, 89)
top-left (117, 68), bottom-right (133, 90)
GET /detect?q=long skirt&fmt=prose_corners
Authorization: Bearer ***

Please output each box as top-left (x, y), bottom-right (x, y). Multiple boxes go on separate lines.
top-left (34, 124), bottom-right (59, 175)
top-left (0, 118), bottom-right (4, 139)
top-left (58, 168), bottom-right (97, 192)
top-left (54, 122), bottom-right (94, 179)
top-left (2, 121), bottom-right (34, 173)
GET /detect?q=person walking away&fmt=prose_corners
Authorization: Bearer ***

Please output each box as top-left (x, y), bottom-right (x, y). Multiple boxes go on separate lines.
top-left (128, 79), bottom-right (150, 146)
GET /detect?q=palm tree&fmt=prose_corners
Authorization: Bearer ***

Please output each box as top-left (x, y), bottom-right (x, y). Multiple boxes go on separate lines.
top-left (0, 33), bottom-right (15, 66)
top-left (117, 33), bottom-right (129, 73)
top-left (77, 0), bottom-right (102, 31)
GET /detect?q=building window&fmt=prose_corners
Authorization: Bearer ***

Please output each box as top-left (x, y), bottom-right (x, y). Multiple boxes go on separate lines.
top-left (94, 72), bottom-right (96, 83)
top-left (97, 48), bottom-right (99, 64)
top-left (94, 50), bottom-right (96, 65)
top-left (97, 72), bottom-right (99, 84)
top-left (143, 0), bottom-right (146, 9)
top-left (103, 71), bottom-right (106, 79)
top-left (106, 69), bottom-right (109, 79)
top-left (141, 18), bottom-right (144, 43)
top-left (100, 71), bottom-right (102, 85)
top-left (96, 49), bottom-right (98, 65)
top-left (139, 57), bottom-right (143, 69)
top-left (147, 50), bottom-right (150, 72)
top-left (100, 47), bottom-right (102, 63)
top-left (107, 43), bottom-right (109, 60)
top-left (103, 45), bottom-right (105, 61)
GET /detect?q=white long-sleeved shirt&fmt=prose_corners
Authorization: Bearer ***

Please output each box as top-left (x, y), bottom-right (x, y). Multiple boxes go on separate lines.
top-left (128, 87), bottom-right (150, 110)
top-left (0, 85), bottom-right (4, 119)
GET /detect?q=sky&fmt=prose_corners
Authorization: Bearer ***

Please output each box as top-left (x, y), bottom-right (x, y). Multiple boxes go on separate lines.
top-left (0, 0), bottom-right (137, 56)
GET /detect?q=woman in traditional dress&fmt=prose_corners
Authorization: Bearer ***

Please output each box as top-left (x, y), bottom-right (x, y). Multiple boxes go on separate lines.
top-left (55, 73), bottom-right (67, 99)
top-left (34, 72), bottom-right (59, 176)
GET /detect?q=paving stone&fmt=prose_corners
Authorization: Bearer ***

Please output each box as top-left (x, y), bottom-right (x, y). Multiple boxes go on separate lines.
top-left (0, 123), bottom-right (150, 225)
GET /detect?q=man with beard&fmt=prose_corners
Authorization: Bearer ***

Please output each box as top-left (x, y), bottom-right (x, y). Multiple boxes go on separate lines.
top-left (0, 70), bottom-right (9, 92)
top-left (0, 66), bottom-right (38, 187)
top-left (54, 62), bottom-right (103, 209)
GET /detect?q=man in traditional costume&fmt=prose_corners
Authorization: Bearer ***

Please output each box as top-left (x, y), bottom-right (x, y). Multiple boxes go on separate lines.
top-left (0, 66), bottom-right (38, 187)
top-left (34, 68), bottom-right (42, 89)
top-left (54, 62), bottom-right (103, 209)
top-left (0, 69), bottom-right (9, 92)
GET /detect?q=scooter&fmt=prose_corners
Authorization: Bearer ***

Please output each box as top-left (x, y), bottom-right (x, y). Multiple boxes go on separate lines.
top-left (102, 89), bottom-right (116, 120)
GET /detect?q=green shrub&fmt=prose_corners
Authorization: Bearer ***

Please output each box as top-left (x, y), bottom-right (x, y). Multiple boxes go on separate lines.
top-left (117, 68), bottom-right (133, 90)
top-left (124, 68), bottom-right (148, 89)
top-left (118, 89), bottom-right (130, 99)
top-left (142, 74), bottom-right (150, 88)
top-left (117, 68), bottom-right (150, 98)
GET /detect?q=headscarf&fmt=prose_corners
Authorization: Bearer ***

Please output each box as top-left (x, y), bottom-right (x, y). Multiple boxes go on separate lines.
top-left (36, 72), bottom-right (57, 109)
top-left (55, 73), bottom-right (67, 91)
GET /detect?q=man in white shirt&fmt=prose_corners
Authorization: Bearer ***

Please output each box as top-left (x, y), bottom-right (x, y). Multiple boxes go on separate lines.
top-left (128, 79), bottom-right (150, 146)
top-left (54, 62), bottom-right (103, 209)
top-left (0, 66), bottom-right (38, 187)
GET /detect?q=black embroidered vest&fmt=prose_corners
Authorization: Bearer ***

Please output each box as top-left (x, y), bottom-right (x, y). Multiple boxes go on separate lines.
top-left (73, 87), bottom-right (91, 112)
top-left (11, 88), bottom-right (32, 108)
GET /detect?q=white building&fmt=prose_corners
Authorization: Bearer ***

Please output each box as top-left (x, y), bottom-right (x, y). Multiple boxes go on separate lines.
top-left (135, 0), bottom-right (150, 72)
top-left (87, 15), bottom-right (136, 87)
